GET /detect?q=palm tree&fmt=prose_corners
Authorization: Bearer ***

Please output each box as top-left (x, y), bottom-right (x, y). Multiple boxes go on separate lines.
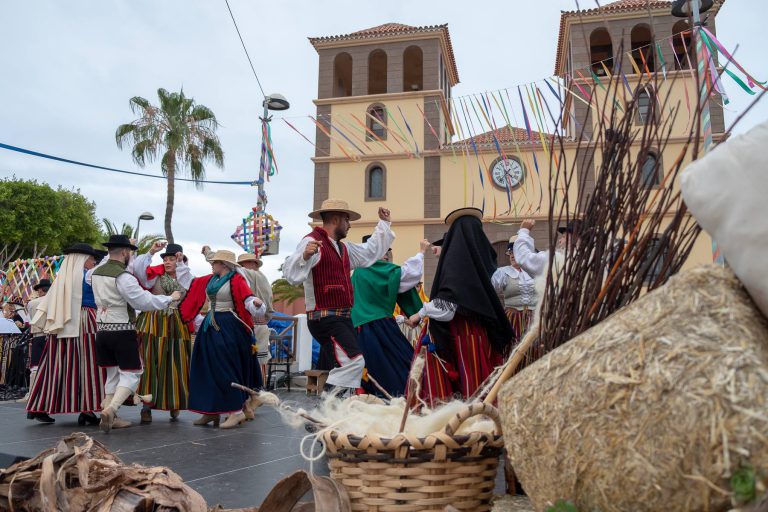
top-left (115, 88), bottom-right (224, 243)
top-left (101, 218), bottom-right (163, 255)
top-left (271, 278), bottom-right (305, 305)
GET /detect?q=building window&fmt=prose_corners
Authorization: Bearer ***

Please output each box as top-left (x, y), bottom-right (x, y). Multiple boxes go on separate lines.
top-left (333, 52), bottom-right (352, 97)
top-left (672, 20), bottom-right (693, 70)
top-left (631, 24), bottom-right (655, 73)
top-left (590, 28), bottom-right (613, 75)
top-left (403, 46), bottom-right (423, 92)
top-left (640, 151), bottom-right (662, 188)
top-left (636, 88), bottom-right (655, 124)
top-left (642, 236), bottom-right (670, 285)
top-left (366, 164), bottom-right (386, 200)
top-left (366, 105), bottom-right (387, 141)
top-left (368, 49), bottom-right (387, 95)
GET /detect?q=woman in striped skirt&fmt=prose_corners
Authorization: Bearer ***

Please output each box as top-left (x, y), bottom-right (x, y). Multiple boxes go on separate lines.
top-left (132, 242), bottom-right (192, 423)
top-left (27, 243), bottom-right (104, 425)
top-left (406, 208), bottom-right (513, 405)
top-left (491, 236), bottom-right (537, 346)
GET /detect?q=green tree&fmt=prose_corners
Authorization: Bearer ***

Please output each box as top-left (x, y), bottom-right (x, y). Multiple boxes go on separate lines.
top-left (101, 218), bottom-right (163, 255)
top-left (0, 178), bottom-right (101, 266)
top-left (271, 278), bottom-right (304, 305)
top-left (115, 88), bottom-right (224, 243)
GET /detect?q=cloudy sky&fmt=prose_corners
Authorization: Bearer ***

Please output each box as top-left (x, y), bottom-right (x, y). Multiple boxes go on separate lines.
top-left (2, 0), bottom-right (765, 281)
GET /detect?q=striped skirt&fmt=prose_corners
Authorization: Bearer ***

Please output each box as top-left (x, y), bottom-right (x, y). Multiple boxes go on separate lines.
top-left (136, 309), bottom-right (191, 411)
top-left (414, 315), bottom-right (503, 406)
top-left (506, 307), bottom-right (534, 346)
top-left (27, 307), bottom-right (104, 414)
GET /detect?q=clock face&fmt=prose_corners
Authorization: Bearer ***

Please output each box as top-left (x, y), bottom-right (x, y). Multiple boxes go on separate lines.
top-left (491, 158), bottom-right (525, 190)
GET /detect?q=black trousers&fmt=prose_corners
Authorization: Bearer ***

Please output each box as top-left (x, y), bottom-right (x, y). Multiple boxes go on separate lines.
top-left (307, 316), bottom-right (361, 371)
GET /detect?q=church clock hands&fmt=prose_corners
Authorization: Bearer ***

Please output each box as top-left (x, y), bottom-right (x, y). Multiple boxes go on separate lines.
top-left (490, 157), bottom-right (525, 190)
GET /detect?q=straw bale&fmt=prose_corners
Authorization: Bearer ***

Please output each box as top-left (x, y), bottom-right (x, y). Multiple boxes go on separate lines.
top-left (499, 265), bottom-right (768, 512)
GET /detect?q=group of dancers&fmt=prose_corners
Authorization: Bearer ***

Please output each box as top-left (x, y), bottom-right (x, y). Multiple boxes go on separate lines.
top-left (19, 198), bottom-right (557, 432)
top-left (283, 200), bottom-right (551, 404)
top-left (23, 235), bottom-right (272, 432)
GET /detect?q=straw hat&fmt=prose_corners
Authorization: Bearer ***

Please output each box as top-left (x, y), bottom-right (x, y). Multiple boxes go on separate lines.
top-left (237, 253), bottom-right (263, 268)
top-left (309, 198), bottom-right (361, 222)
top-left (444, 207), bottom-right (483, 226)
top-left (210, 249), bottom-right (239, 267)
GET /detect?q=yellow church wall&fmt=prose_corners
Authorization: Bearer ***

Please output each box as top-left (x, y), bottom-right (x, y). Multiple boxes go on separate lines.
top-left (586, 71), bottom-right (701, 138)
top-left (437, 146), bottom-right (581, 221)
top-left (326, 157), bottom-right (425, 222)
top-left (345, 223), bottom-right (426, 267)
top-left (326, 99), bottom-right (426, 160)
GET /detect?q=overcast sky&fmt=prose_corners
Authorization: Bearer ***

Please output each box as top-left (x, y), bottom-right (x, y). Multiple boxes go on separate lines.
top-left (2, 0), bottom-right (765, 281)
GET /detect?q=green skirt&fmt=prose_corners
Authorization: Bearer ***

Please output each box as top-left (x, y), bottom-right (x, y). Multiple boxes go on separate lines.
top-left (136, 309), bottom-right (191, 410)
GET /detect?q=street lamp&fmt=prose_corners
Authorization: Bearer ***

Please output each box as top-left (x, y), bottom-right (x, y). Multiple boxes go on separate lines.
top-left (134, 211), bottom-right (154, 241)
top-left (256, 93), bottom-right (290, 255)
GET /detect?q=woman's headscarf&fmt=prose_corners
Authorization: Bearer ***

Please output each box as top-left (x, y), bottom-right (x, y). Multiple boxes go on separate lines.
top-left (429, 215), bottom-right (513, 356)
top-left (32, 253), bottom-right (88, 338)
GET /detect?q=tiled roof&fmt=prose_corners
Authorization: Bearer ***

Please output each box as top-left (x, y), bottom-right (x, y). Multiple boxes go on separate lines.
top-left (553, 0), bottom-right (725, 75)
top-left (309, 23), bottom-right (460, 85)
top-left (450, 125), bottom-right (551, 148)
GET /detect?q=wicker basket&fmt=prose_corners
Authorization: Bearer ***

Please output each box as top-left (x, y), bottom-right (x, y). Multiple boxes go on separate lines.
top-left (321, 402), bottom-right (503, 512)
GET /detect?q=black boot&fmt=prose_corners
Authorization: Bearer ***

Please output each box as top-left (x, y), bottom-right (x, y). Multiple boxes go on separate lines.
top-left (32, 413), bottom-right (55, 424)
top-left (77, 412), bottom-right (99, 426)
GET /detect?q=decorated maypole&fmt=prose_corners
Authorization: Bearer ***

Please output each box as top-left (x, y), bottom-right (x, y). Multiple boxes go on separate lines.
top-left (231, 94), bottom-right (289, 257)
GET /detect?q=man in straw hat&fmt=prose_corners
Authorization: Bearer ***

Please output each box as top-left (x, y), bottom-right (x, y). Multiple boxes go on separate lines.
top-left (89, 234), bottom-right (182, 433)
top-left (283, 199), bottom-right (394, 395)
top-left (131, 241), bottom-right (193, 424)
top-left (406, 207), bottom-right (513, 404)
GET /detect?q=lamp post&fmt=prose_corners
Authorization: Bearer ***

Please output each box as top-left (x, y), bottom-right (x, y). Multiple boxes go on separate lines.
top-left (134, 211), bottom-right (154, 242)
top-left (256, 93), bottom-right (290, 254)
top-left (671, 0), bottom-right (722, 264)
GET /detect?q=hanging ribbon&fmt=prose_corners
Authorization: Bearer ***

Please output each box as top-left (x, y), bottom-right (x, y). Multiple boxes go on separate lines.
top-left (309, 116), bottom-right (358, 161)
top-left (656, 42), bottom-right (667, 80)
top-left (282, 119), bottom-right (329, 156)
top-left (417, 103), bottom-right (442, 147)
top-left (350, 113), bottom-right (395, 153)
top-left (700, 26), bottom-right (767, 90)
top-left (396, 105), bottom-right (421, 156)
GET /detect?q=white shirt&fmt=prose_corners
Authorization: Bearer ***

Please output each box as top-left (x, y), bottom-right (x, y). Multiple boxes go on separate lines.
top-left (513, 228), bottom-right (548, 277)
top-left (418, 301), bottom-right (456, 322)
top-left (86, 259), bottom-right (173, 314)
top-left (398, 252), bottom-right (424, 293)
top-left (282, 219), bottom-right (395, 311)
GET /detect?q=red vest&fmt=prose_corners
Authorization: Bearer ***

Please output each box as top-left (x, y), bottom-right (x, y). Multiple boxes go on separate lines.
top-left (307, 227), bottom-right (354, 310)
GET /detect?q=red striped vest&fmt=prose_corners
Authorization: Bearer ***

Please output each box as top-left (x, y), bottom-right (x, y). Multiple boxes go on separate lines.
top-left (307, 227), bottom-right (354, 310)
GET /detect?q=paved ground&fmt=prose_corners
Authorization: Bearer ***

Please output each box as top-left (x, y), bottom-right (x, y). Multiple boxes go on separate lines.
top-left (0, 391), bottom-right (505, 508)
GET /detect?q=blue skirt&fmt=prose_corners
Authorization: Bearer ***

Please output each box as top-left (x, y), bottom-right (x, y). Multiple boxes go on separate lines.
top-left (189, 312), bottom-right (262, 415)
top-left (357, 317), bottom-right (415, 398)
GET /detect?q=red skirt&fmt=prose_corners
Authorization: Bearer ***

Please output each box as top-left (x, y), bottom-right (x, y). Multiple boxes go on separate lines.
top-left (414, 315), bottom-right (503, 406)
top-left (506, 307), bottom-right (534, 346)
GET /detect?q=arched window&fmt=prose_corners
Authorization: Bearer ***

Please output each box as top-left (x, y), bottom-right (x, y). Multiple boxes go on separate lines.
top-left (366, 163), bottom-right (386, 200)
top-left (636, 88), bottom-right (655, 124)
top-left (631, 24), bottom-right (655, 73)
top-left (672, 20), bottom-right (693, 70)
top-left (640, 151), bottom-right (662, 188)
top-left (403, 46), bottom-right (423, 92)
top-left (590, 28), bottom-right (613, 75)
top-left (368, 50), bottom-right (387, 95)
top-left (333, 52), bottom-right (352, 97)
top-left (366, 104), bottom-right (387, 141)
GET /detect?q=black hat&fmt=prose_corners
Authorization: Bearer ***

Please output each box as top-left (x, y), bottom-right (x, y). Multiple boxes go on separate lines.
top-left (431, 232), bottom-right (448, 247)
top-left (94, 249), bottom-right (108, 260)
top-left (160, 243), bottom-right (183, 259)
top-left (62, 242), bottom-right (100, 258)
top-left (557, 219), bottom-right (583, 235)
top-left (102, 234), bottom-right (138, 250)
top-left (33, 279), bottom-right (52, 291)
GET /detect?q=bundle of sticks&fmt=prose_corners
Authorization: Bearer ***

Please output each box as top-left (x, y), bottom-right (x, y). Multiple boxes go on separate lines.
top-left (483, 39), bottom-right (767, 402)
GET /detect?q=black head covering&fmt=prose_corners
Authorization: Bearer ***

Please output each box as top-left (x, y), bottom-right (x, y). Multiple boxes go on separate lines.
top-left (428, 215), bottom-right (513, 356)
